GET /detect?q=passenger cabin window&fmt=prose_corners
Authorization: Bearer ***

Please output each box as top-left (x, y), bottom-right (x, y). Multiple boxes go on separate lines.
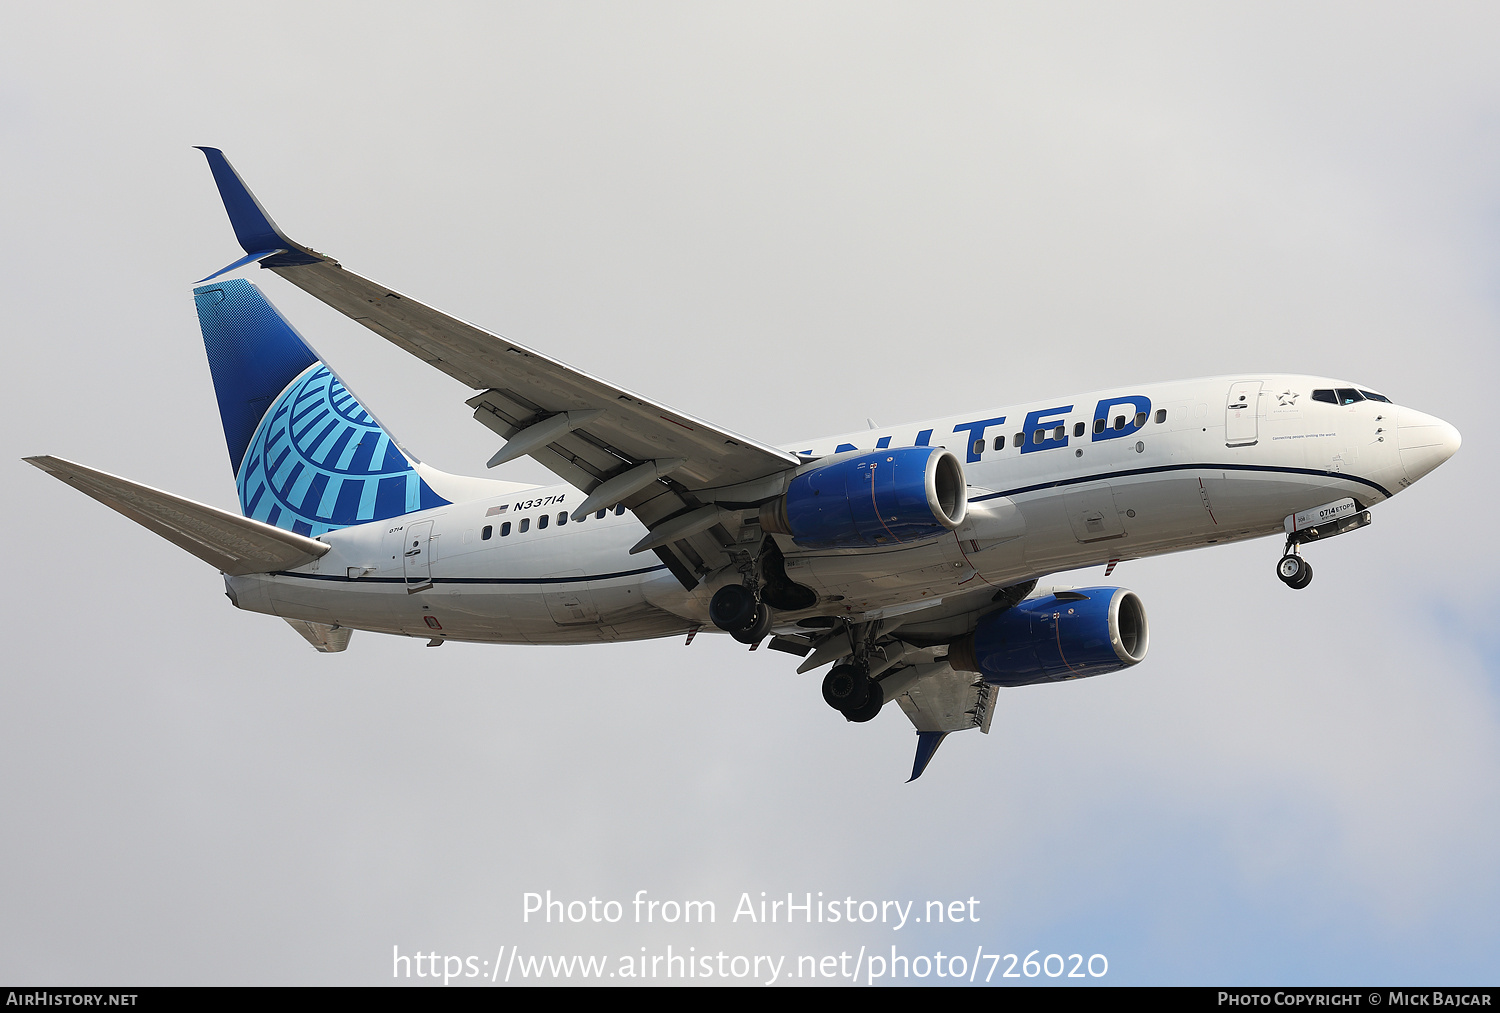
top-left (1073, 422), bottom-right (1085, 437)
top-left (615, 505), bottom-right (627, 516)
top-left (1336, 388), bottom-right (1364, 405)
top-left (1093, 419), bottom-right (1105, 435)
top-left (557, 511), bottom-right (568, 525)
top-left (993, 435), bottom-right (1005, 451)
top-left (1312, 389), bottom-right (1337, 404)
top-left (501, 521), bottom-right (511, 536)
top-left (1013, 432), bottom-right (1023, 447)
top-left (481, 525), bottom-right (493, 540)
top-left (596, 509), bottom-right (607, 519)
top-left (972, 438), bottom-right (985, 456)
top-left (1032, 430), bottom-right (1044, 445)
top-left (519, 518), bottom-right (530, 533)
top-left (538, 514), bottom-right (549, 529)
top-left (1053, 425), bottom-right (1065, 441)
top-left (1155, 409), bottom-right (1166, 424)
top-left (1134, 411), bottom-right (1147, 428)
top-left (1113, 415), bottom-right (1126, 430)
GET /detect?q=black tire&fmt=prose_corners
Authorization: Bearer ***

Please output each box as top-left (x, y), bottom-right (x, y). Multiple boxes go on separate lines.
top-left (842, 681), bottom-right (884, 723)
top-left (709, 584), bottom-right (757, 632)
top-left (1289, 559), bottom-right (1313, 589)
top-left (1277, 555), bottom-right (1302, 584)
top-left (822, 663), bottom-right (869, 711)
top-left (731, 604), bottom-right (772, 644)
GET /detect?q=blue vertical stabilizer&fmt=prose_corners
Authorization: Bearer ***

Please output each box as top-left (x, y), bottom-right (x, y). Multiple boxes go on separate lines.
top-left (194, 279), bottom-right (448, 536)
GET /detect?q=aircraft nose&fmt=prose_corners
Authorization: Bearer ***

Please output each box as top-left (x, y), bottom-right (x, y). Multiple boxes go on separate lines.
top-left (1397, 408), bottom-right (1461, 484)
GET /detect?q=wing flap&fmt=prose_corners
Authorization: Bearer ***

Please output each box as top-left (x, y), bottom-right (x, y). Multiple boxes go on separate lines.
top-left (25, 456), bottom-right (329, 576)
top-left (895, 663), bottom-right (995, 735)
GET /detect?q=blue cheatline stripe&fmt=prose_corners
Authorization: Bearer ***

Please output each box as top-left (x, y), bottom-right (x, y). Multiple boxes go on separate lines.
top-left (973, 463), bottom-right (1392, 502)
top-left (271, 564), bottom-right (670, 585)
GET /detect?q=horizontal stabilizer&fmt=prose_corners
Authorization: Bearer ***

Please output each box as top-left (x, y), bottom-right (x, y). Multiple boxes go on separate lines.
top-left (24, 456), bottom-right (329, 576)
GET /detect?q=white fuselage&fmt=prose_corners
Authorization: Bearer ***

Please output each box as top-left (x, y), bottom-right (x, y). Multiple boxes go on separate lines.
top-left (223, 375), bottom-right (1458, 644)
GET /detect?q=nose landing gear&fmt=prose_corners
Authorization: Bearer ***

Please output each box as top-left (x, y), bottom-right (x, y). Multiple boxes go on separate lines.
top-left (1275, 497), bottom-right (1375, 590)
top-left (1276, 547), bottom-right (1313, 589)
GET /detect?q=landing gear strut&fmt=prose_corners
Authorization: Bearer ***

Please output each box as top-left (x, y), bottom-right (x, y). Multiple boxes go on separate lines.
top-left (1276, 545), bottom-right (1313, 589)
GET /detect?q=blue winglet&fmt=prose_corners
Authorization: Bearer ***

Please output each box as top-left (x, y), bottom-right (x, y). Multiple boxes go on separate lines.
top-left (195, 146), bottom-right (324, 277)
top-left (908, 731), bottom-right (948, 782)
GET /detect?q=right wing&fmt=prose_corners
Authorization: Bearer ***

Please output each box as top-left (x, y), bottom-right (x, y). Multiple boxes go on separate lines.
top-left (892, 663), bottom-right (995, 780)
top-left (197, 148), bottom-right (802, 588)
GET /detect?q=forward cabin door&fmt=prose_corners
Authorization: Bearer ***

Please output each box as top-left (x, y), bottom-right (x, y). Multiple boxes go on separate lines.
top-left (1225, 381), bottom-right (1262, 447)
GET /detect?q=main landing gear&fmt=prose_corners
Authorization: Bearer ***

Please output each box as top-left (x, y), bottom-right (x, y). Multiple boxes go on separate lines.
top-left (1276, 546), bottom-right (1313, 589)
top-left (821, 663), bottom-right (884, 723)
top-left (712, 582), bottom-right (885, 723)
top-left (709, 584), bottom-right (772, 645)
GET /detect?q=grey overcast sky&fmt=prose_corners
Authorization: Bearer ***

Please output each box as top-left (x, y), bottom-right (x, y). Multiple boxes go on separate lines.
top-left (2, 2), bottom-right (1496, 985)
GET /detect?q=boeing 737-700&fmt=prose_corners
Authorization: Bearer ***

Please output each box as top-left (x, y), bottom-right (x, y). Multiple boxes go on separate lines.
top-left (24, 148), bottom-right (1462, 779)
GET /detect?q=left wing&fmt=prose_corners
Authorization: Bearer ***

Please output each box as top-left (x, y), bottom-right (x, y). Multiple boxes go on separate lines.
top-left (892, 664), bottom-right (995, 780)
top-left (196, 148), bottom-right (802, 587)
top-left (24, 456), bottom-right (330, 576)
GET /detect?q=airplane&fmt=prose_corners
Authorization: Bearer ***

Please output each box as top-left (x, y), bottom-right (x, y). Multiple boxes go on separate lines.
top-left (24, 148), bottom-right (1462, 780)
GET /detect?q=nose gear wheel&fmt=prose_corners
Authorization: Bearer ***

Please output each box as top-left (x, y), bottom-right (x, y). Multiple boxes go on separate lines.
top-left (1276, 553), bottom-right (1312, 589)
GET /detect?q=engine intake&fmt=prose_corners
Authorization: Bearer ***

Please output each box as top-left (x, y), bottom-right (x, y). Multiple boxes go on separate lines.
top-left (760, 447), bottom-right (966, 549)
top-left (947, 587), bottom-right (1148, 686)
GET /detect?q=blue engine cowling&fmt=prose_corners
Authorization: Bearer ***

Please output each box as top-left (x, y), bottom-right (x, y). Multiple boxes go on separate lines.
top-left (947, 587), bottom-right (1149, 686)
top-left (759, 447), bottom-right (967, 549)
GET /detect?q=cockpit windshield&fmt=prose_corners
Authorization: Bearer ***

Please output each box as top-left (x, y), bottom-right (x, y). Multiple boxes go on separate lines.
top-left (1312, 388), bottom-right (1393, 405)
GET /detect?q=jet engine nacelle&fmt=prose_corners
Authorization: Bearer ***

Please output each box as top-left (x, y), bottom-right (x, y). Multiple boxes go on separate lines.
top-left (947, 587), bottom-right (1148, 686)
top-left (759, 446), bottom-right (967, 549)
